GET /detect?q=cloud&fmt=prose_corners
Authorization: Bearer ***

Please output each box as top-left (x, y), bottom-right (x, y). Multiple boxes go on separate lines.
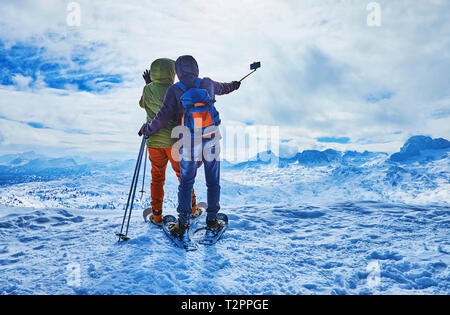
top-left (11, 74), bottom-right (33, 89)
top-left (0, 0), bottom-right (449, 157)
top-left (1, 115), bottom-right (52, 130)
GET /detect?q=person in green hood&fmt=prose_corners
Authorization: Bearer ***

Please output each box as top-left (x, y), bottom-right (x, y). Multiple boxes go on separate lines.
top-left (139, 58), bottom-right (200, 225)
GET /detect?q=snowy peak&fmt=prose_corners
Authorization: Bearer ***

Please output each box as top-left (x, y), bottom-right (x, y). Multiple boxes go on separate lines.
top-left (255, 150), bottom-right (278, 163)
top-left (1, 135), bottom-right (449, 177)
top-left (390, 136), bottom-right (450, 162)
top-left (0, 155), bottom-right (87, 186)
top-left (0, 151), bottom-right (44, 166)
top-left (296, 149), bottom-right (385, 166)
top-left (298, 150), bottom-right (332, 166)
top-left (228, 135), bottom-right (449, 168)
top-left (233, 148), bottom-right (387, 168)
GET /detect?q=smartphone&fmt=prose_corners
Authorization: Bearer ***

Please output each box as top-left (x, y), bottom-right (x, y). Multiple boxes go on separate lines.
top-left (250, 62), bottom-right (261, 70)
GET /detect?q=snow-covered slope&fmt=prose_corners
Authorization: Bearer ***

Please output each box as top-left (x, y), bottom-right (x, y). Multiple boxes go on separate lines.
top-left (0, 136), bottom-right (448, 294)
top-left (1, 149), bottom-right (448, 209)
top-left (0, 201), bottom-right (448, 295)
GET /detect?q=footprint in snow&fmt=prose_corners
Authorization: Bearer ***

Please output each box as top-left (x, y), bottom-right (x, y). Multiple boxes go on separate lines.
top-left (272, 208), bottom-right (325, 219)
top-left (368, 250), bottom-right (403, 261)
top-left (18, 236), bottom-right (41, 243)
top-left (0, 258), bottom-right (20, 265)
top-left (429, 262), bottom-right (447, 273)
top-left (34, 217), bottom-right (51, 224)
top-left (56, 210), bottom-right (74, 218)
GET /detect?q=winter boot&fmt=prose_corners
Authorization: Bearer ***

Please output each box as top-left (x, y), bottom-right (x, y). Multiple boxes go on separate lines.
top-left (169, 221), bottom-right (189, 240)
top-left (206, 218), bottom-right (223, 232)
top-left (150, 210), bottom-right (163, 227)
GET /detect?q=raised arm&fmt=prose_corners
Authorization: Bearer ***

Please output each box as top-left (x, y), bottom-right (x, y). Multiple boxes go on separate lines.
top-left (212, 80), bottom-right (241, 96)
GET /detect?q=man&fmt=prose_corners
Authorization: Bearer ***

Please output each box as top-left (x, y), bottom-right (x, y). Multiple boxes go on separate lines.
top-left (139, 55), bottom-right (240, 239)
top-left (139, 58), bottom-right (200, 226)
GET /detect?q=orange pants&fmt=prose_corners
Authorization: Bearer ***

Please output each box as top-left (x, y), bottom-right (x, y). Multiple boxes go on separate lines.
top-left (147, 147), bottom-right (196, 213)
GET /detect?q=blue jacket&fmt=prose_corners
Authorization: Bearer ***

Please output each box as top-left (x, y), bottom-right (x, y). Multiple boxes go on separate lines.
top-left (144, 55), bottom-right (237, 136)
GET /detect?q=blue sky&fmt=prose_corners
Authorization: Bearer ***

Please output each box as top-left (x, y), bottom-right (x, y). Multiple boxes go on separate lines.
top-left (0, 0), bottom-right (449, 159)
top-left (317, 137), bottom-right (350, 144)
top-left (0, 40), bottom-right (122, 92)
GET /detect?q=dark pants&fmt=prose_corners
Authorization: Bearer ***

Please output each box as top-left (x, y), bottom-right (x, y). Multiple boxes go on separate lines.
top-left (177, 134), bottom-right (221, 226)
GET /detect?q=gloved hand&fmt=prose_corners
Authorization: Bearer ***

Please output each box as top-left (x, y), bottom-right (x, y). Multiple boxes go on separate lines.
top-left (138, 123), bottom-right (152, 138)
top-left (143, 69), bottom-right (152, 85)
top-left (232, 81), bottom-right (241, 90)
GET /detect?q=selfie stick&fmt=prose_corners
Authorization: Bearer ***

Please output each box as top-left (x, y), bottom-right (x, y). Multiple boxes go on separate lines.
top-left (239, 62), bottom-right (261, 82)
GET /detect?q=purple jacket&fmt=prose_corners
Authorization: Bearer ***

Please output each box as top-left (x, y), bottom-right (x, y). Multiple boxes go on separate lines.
top-left (144, 55), bottom-right (237, 136)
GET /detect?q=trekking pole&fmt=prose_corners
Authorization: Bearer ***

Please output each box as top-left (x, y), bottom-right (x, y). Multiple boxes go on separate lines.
top-left (123, 146), bottom-right (144, 238)
top-left (239, 61), bottom-right (261, 82)
top-left (117, 136), bottom-right (146, 242)
top-left (139, 147), bottom-right (147, 200)
top-left (118, 137), bottom-right (145, 241)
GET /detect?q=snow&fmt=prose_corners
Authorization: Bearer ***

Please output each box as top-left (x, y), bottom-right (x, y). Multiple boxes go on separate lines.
top-left (0, 202), bottom-right (448, 295)
top-left (0, 136), bottom-right (449, 294)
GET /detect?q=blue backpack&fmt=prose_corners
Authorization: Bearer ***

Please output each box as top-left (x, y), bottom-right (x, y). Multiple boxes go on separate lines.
top-left (176, 78), bottom-right (221, 137)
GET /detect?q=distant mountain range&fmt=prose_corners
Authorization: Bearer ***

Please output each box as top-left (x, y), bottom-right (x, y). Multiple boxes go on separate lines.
top-left (0, 153), bottom-right (136, 185)
top-left (0, 135), bottom-right (449, 185)
top-left (231, 136), bottom-right (449, 169)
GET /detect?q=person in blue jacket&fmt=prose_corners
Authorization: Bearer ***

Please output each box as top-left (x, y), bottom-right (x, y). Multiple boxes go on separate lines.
top-left (139, 55), bottom-right (240, 239)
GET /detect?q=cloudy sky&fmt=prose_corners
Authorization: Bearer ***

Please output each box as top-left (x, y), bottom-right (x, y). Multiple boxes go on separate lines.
top-left (0, 0), bottom-right (449, 159)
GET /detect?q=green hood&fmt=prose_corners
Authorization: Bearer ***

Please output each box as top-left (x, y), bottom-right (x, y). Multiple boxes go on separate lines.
top-left (150, 58), bottom-right (175, 85)
top-left (139, 58), bottom-right (176, 148)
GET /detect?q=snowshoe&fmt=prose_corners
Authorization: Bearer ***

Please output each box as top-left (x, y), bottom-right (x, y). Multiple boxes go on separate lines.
top-left (143, 207), bottom-right (153, 222)
top-left (193, 213), bottom-right (229, 246)
top-left (162, 215), bottom-right (197, 251)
